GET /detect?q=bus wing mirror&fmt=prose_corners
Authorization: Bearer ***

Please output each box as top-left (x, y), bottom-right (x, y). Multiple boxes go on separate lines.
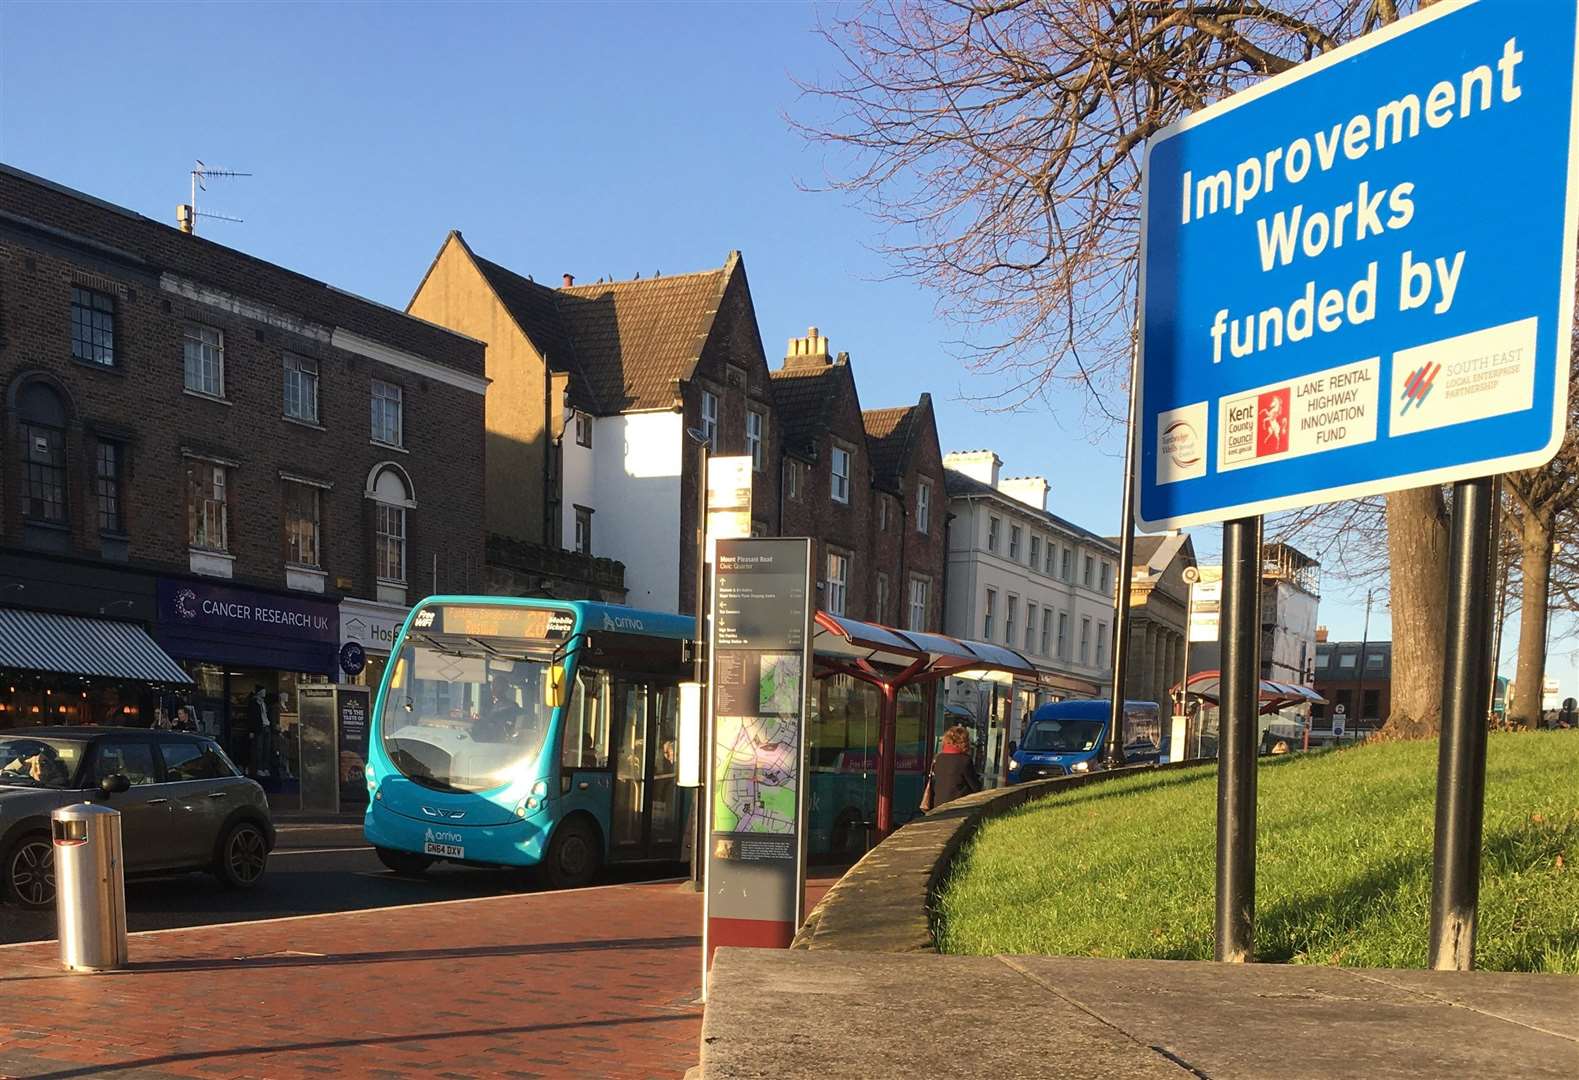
top-left (677, 682), bottom-right (702, 788)
top-left (543, 664), bottom-right (567, 709)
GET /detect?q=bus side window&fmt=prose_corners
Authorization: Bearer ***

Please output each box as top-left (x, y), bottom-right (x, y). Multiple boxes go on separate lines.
top-left (562, 670), bottom-right (611, 771)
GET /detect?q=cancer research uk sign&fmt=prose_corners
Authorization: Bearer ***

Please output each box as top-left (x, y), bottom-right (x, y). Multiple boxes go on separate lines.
top-left (1137, 0), bottom-right (1579, 530)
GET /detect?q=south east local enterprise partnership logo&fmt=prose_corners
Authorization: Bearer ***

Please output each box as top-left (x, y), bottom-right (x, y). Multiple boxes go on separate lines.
top-left (1399, 361), bottom-right (1440, 415)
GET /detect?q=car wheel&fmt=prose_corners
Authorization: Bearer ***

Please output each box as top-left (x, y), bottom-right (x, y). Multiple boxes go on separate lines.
top-left (215, 821), bottom-right (269, 890)
top-left (4, 832), bottom-right (55, 909)
top-left (375, 846), bottom-right (434, 876)
top-left (542, 818), bottom-right (601, 890)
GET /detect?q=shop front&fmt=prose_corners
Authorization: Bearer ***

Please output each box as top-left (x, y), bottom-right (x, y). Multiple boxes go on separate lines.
top-left (1, 551), bottom-right (195, 729)
top-left (153, 578), bottom-right (338, 784)
top-left (336, 597), bottom-right (409, 692)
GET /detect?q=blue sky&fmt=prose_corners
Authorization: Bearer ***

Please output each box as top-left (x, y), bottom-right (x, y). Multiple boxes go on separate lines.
top-left (8, 0), bottom-right (1556, 687)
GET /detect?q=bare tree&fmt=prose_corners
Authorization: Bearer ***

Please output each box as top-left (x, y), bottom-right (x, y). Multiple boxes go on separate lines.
top-left (1502, 352), bottom-right (1579, 727)
top-left (797, 0), bottom-right (1464, 734)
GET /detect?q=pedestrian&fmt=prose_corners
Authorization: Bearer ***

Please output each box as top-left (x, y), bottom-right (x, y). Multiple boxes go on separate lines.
top-left (250, 685), bottom-right (272, 777)
top-left (922, 724), bottom-right (982, 812)
top-left (173, 705), bottom-right (196, 733)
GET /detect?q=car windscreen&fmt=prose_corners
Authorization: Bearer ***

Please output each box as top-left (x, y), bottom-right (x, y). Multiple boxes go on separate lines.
top-left (0, 736), bottom-right (87, 789)
top-left (380, 639), bottom-right (556, 794)
top-left (1020, 718), bottom-right (1105, 754)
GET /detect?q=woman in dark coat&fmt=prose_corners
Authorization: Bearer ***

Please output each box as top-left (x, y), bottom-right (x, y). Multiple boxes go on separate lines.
top-left (926, 724), bottom-right (983, 809)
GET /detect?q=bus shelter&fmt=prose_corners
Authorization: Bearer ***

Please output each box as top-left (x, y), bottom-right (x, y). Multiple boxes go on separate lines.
top-left (810, 612), bottom-right (1037, 838)
top-left (1171, 670), bottom-right (1327, 757)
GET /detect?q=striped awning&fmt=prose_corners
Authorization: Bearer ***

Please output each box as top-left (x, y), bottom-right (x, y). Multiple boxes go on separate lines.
top-left (0, 608), bottom-right (192, 685)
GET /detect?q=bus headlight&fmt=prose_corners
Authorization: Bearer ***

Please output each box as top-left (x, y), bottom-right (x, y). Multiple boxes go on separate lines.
top-left (1071, 760), bottom-right (1091, 773)
top-left (1008, 759), bottom-right (1020, 771)
top-left (531, 780), bottom-right (548, 797)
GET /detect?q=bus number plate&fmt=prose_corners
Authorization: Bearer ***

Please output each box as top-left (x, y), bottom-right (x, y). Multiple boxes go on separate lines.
top-left (424, 840), bottom-right (464, 859)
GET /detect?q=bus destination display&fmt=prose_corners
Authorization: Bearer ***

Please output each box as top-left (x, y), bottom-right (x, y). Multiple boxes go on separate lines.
top-left (413, 605), bottom-right (576, 641)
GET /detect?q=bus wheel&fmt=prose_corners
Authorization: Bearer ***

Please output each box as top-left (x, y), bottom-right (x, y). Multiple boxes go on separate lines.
top-left (376, 847), bottom-right (434, 876)
top-left (543, 819), bottom-right (601, 889)
top-left (829, 809), bottom-right (866, 862)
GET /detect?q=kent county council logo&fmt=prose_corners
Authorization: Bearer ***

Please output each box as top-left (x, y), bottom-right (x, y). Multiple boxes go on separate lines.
top-left (1399, 362), bottom-right (1440, 415)
top-left (1162, 420), bottom-right (1202, 470)
top-left (174, 588), bottom-right (199, 620)
top-left (1257, 388), bottom-right (1291, 458)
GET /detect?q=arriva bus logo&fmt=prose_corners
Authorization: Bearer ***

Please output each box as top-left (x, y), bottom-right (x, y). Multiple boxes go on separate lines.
top-left (424, 828), bottom-right (464, 845)
top-left (602, 613), bottom-right (645, 631)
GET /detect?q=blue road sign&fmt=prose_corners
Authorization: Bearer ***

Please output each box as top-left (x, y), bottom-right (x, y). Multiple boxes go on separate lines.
top-left (1137, 0), bottom-right (1579, 531)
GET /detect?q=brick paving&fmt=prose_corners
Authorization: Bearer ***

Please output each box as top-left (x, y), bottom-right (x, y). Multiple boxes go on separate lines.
top-left (0, 874), bottom-right (839, 1080)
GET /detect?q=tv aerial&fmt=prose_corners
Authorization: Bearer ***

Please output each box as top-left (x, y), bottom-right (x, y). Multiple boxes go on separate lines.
top-left (178, 160), bottom-right (252, 235)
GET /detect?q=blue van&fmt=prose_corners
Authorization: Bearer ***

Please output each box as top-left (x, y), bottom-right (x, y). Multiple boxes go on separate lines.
top-left (1007, 700), bottom-right (1163, 783)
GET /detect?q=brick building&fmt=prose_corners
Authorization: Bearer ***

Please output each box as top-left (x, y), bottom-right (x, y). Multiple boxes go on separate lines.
top-left (770, 329), bottom-right (947, 629)
top-left (863, 394), bottom-right (947, 631)
top-left (410, 239), bottom-right (777, 613)
top-left (0, 165), bottom-right (486, 758)
top-left (1312, 633), bottom-right (1391, 728)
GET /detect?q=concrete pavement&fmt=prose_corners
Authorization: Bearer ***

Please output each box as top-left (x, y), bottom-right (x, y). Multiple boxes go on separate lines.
top-left (700, 948), bottom-right (1579, 1079)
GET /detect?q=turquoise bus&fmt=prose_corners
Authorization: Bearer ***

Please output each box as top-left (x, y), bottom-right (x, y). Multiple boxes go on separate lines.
top-left (364, 596), bottom-right (697, 888)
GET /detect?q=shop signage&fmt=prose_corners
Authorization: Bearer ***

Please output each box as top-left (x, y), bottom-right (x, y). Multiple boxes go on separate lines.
top-left (338, 686), bottom-right (372, 806)
top-left (157, 579), bottom-right (336, 643)
top-left (1137, 0), bottom-right (1579, 529)
top-left (703, 537), bottom-right (813, 984)
top-left (338, 599), bottom-right (408, 654)
top-left (339, 642), bottom-right (366, 677)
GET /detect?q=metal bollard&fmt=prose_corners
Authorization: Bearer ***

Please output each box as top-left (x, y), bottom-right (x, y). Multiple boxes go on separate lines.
top-left (52, 802), bottom-right (128, 972)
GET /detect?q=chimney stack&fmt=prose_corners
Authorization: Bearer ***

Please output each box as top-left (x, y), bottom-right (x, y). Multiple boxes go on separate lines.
top-left (1315, 626), bottom-right (1329, 643)
top-left (177, 204), bottom-right (195, 235)
top-left (562, 273), bottom-right (575, 288)
top-left (943, 450), bottom-right (1002, 489)
top-left (999, 475), bottom-right (1050, 512)
top-left (783, 326), bottom-right (831, 370)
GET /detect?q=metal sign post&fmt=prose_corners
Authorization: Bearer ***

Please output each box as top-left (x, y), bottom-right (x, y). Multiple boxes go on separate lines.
top-left (1429, 477), bottom-right (1498, 969)
top-left (1104, 339), bottom-right (1144, 769)
top-left (1135, 0), bottom-right (1579, 967)
top-left (1215, 516), bottom-right (1262, 963)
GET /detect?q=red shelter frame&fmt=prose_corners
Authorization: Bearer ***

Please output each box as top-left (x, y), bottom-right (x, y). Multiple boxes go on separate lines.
top-left (810, 612), bottom-right (1037, 838)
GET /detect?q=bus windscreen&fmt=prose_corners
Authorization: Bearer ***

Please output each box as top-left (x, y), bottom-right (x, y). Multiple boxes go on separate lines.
top-left (381, 641), bottom-right (556, 794)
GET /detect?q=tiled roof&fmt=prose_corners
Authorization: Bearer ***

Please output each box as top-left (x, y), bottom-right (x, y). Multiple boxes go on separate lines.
top-left (465, 243), bottom-right (733, 414)
top-left (1102, 532), bottom-right (1193, 576)
top-left (770, 365), bottom-right (841, 457)
top-left (864, 400), bottom-right (924, 490)
top-left (0, 165), bottom-right (483, 376)
top-left (469, 253), bottom-right (600, 411)
top-left (944, 467), bottom-right (1118, 551)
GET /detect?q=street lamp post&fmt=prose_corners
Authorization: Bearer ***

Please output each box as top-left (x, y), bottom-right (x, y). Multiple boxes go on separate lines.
top-left (1353, 589), bottom-right (1373, 738)
top-left (686, 427), bottom-right (711, 892)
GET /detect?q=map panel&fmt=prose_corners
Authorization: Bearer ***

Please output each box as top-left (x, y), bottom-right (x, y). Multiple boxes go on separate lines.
top-left (713, 713), bottom-right (799, 835)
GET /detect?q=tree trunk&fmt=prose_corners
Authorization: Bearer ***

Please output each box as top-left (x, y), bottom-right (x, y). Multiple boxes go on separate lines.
top-left (1383, 486), bottom-right (1450, 739)
top-left (1510, 512), bottom-right (1554, 729)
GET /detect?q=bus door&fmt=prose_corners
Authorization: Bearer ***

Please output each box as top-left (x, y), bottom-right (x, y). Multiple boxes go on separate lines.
top-left (609, 679), bottom-right (684, 859)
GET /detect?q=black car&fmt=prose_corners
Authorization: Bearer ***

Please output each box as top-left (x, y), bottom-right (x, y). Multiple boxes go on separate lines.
top-left (0, 726), bottom-right (276, 908)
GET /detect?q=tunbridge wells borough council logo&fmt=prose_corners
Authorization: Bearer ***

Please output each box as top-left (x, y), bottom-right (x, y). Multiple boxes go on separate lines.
top-left (1162, 420), bottom-right (1202, 471)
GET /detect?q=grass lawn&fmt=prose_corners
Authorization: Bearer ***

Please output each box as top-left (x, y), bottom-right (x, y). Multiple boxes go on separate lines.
top-left (936, 731), bottom-right (1579, 972)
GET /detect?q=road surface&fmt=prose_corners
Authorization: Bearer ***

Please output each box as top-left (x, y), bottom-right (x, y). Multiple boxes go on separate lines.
top-left (1, 817), bottom-right (686, 944)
